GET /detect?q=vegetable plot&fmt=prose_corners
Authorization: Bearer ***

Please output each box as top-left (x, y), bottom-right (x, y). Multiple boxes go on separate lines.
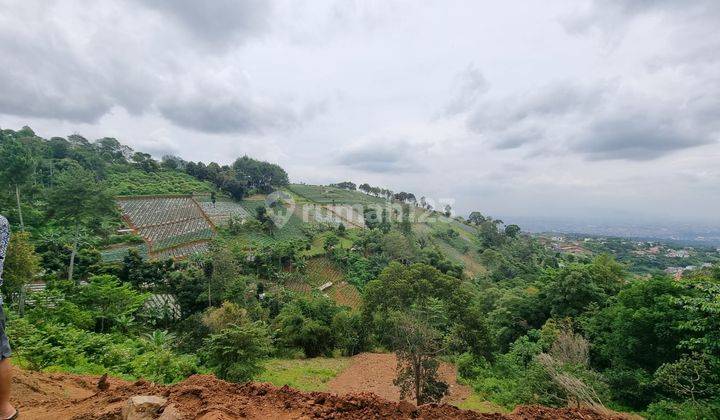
top-left (116, 195), bottom-right (215, 259)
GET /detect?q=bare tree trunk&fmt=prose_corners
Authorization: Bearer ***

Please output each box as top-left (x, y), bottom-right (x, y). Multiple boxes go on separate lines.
top-left (414, 357), bottom-right (422, 405)
top-left (18, 285), bottom-right (25, 317)
top-left (68, 225), bottom-right (79, 283)
top-left (15, 184), bottom-right (24, 231)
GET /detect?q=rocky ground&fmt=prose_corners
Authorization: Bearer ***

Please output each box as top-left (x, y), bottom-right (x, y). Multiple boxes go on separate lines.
top-left (11, 366), bottom-right (627, 419)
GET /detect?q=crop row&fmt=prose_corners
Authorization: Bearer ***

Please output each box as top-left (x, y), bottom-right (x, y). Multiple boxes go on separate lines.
top-left (118, 196), bottom-right (206, 228)
top-left (305, 257), bottom-right (345, 287)
top-left (287, 184), bottom-right (386, 205)
top-left (326, 281), bottom-right (362, 310)
top-left (199, 201), bottom-right (250, 225)
top-left (151, 241), bottom-right (210, 260)
top-left (100, 243), bottom-right (149, 262)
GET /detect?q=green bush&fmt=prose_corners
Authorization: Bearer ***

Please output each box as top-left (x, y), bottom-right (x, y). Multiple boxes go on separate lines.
top-left (645, 399), bottom-right (720, 420)
top-left (203, 322), bottom-right (272, 382)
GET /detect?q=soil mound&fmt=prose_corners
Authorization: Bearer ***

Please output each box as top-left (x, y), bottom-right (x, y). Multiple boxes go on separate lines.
top-left (11, 367), bottom-right (625, 419)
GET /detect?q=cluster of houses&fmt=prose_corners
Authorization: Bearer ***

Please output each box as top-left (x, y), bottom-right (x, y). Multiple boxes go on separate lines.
top-left (664, 262), bottom-right (714, 279)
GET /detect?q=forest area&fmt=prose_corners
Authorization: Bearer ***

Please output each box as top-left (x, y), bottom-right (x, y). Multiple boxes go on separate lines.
top-left (1, 126), bottom-right (719, 419)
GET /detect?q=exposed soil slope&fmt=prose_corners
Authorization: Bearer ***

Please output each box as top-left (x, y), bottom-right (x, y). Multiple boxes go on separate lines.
top-left (326, 352), bottom-right (471, 405)
top-left (11, 366), bottom-right (626, 419)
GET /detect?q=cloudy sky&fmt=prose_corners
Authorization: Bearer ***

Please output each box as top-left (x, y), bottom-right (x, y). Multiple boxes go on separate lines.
top-left (1, 0), bottom-right (719, 224)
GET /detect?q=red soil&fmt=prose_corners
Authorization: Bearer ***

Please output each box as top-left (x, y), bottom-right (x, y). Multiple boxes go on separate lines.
top-left (326, 352), bottom-right (471, 405)
top-left (11, 366), bottom-right (626, 419)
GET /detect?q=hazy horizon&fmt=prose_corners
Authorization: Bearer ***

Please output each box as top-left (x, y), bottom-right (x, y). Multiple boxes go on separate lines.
top-left (1, 0), bottom-right (719, 225)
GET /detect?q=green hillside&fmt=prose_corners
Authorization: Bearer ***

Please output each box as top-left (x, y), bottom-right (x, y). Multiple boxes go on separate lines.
top-left (107, 166), bottom-right (214, 196)
top-left (3, 126), bottom-right (719, 418)
top-left (287, 184), bottom-right (386, 205)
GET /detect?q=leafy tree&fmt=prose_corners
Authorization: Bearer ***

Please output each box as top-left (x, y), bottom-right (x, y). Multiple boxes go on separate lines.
top-left (540, 256), bottom-right (624, 318)
top-left (468, 211), bottom-right (486, 225)
top-left (47, 166), bottom-right (115, 282)
top-left (400, 204), bottom-right (412, 234)
top-left (131, 152), bottom-right (159, 172)
top-left (653, 353), bottom-right (718, 403)
top-left (330, 181), bottom-right (356, 190)
top-left (202, 301), bottom-right (249, 333)
top-left (255, 206), bottom-right (276, 236)
top-left (76, 275), bottom-right (148, 332)
top-left (332, 310), bottom-right (368, 356)
top-left (2, 231), bottom-right (41, 314)
top-left (504, 224), bottom-right (521, 238)
top-left (203, 322), bottom-right (272, 382)
top-left (324, 233), bottom-right (340, 252)
top-left (676, 279), bottom-right (720, 358)
top-left (540, 265), bottom-right (606, 318)
top-left (232, 155), bottom-right (289, 192)
top-left (0, 137), bottom-right (35, 229)
top-left (390, 311), bottom-right (449, 405)
top-left (275, 295), bottom-right (338, 357)
top-left (381, 231), bottom-right (415, 264)
top-left (580, 276), bottom-right (690, 407)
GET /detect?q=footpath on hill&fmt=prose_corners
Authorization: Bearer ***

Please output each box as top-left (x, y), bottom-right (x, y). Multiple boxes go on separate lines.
top-left (326, 353), bottom-right (472, 405)
top-left (11, 366), bottom-right (628, 419)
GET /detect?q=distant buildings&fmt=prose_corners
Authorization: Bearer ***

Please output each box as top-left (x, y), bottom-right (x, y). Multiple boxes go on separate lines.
top-left (666, 249), bottom-right (690, 258)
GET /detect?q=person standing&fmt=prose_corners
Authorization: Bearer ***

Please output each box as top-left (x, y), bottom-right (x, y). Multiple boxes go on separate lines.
top-left (0, 215), bottom-right (17, 419)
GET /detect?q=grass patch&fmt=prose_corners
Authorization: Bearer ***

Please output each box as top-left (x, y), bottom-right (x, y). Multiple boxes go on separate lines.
top-left (301, 232), bottom-right (355, 257)
top-left (256, 357), bottom-right (350, 391)
top-left (106, 167), bottom-right (213, 196)
top-left (452, 393), bottom-right (507, 414)
top-left (287, 184), bottom-right (386, 206)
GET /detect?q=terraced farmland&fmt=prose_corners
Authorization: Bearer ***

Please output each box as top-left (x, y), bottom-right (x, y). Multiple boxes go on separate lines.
top-left (198, 199), bottom-right (250, 225)
top-left (305, 257), bottom-right (362, 309)
top-left (305, 257), bottom-right (345, 286)
top-left (294, 204), bottom-right (365, 229)
top-left (287, 184), bottom-right (387, 206)
top-left (100, 243), bottom-right (149, 262)
top-left (278, 258), bottom-right (362, 309)
top-left (116, 195), bottom-right (215, 260)
top-left (325, 281), bottom-right (362, 310)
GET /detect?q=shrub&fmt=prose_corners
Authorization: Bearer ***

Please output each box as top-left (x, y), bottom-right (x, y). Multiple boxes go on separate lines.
top-left (203, 322), bottom-right (272, 382)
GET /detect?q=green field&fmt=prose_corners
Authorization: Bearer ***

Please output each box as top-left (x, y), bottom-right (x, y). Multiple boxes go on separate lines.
top-left (240, 200), bottom-right (309, 244)
top-left (106, 167), bottom-right (213, 196)
top-left (287, 184), bottom-right (387, 205)
top-left (255, 357), bottom-right (350, 391)
top-left (301, 231), bottom-right (355, 257)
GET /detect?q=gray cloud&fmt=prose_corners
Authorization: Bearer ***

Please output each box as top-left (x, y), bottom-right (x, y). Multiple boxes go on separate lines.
top-left (494, 128), bottom-right (542, 150)
top-left (468, 82), bottom-right (606, 133)
top-left (443, 64), bottom-right (489, 116)
top-left (467, 78), bottom-right (719, 160)
top-left (159, 96), bottom-right (296, 134)
top-left (574, 114), bottom-right (715, 160)
top-left (337, 141), bottom-right (424, 173)
top-left (138, 0), bottom-right (271, 48)
top-left (0, 0), bottom-right (293, 134)
top-left (0, 12), bottom-right (113, 122)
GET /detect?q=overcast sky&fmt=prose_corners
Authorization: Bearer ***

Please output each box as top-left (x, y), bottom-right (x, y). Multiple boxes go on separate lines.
top-left (1, 0), bottom-right (719, 224)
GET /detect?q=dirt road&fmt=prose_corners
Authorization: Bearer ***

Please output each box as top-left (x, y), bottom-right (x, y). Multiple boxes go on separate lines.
top-left (326, 352), bottom-right (471, 404)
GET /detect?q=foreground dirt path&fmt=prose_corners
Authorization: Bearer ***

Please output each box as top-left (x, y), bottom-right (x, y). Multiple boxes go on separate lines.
top-left (10, 365), bottom-right (624, 419)
top-left (326, 352), bottom-right (471, 405)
